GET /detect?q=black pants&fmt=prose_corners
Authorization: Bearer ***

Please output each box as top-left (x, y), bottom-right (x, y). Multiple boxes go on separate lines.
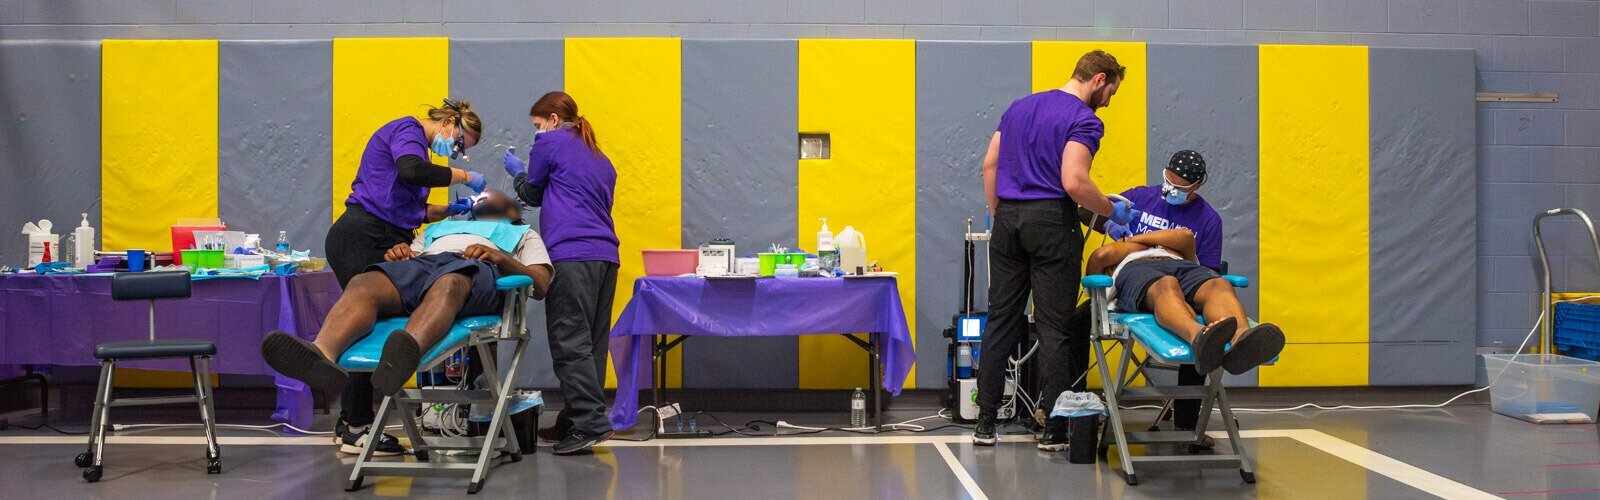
top-left (325, 203), bottom-right (415, 427)
top-left (546, 260), bottom-right (619, 435)
top-left (979, 199), bottom-right (1083, 417)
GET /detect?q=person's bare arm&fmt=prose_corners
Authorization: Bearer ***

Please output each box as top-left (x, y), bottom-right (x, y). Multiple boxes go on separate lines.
top-left (981, 132), bottom-right (1001, 214)
top-left (1123, 228), bottom-right (1197, 261)
top-left (1061, 141), bottom-right (1115, 216)
top-left (460, 244), bottom-right (554, 300)
top-left (1086, 241), bottom-right (1147, 276)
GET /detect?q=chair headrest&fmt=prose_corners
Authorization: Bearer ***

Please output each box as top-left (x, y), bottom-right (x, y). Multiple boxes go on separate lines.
top-left (112, 271), bottom-right (192, 301)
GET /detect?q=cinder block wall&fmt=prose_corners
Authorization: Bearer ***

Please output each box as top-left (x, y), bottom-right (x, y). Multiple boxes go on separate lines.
top-left (4, 0), bottom-right (1597, 357)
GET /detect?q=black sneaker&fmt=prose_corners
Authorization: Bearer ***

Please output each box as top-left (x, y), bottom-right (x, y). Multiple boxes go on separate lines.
top-left (335, 421), bottom-right (405, 456)
top-left (972, 413), bottom-right (997, 446)
top-left (1037, 417), bottom-right (1069, 452)
top-left (537, 421), bottom-right (572, 444)
top-left (553, 430), bottom-right (615, 455)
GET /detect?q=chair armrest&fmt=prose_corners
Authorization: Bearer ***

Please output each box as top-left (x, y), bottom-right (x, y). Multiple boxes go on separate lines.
top-left (1082, 274), bottom-right (1114, 289)
top-left (1222, 275), bottom-right (1249, 288)
top-left (495, 275), bottom-right (535, 291)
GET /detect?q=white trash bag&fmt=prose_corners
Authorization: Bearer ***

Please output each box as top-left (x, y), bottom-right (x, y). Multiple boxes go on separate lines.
top-left (1050, 391), bottom-right (1107, 419)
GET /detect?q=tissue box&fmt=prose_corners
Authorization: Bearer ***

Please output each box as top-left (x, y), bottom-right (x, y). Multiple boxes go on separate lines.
top-left (224, 254), bottom-right (266, 269)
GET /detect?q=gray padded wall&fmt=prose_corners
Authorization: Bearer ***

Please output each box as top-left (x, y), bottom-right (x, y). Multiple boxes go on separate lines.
top-left (913, 41), bottom-right (1028, 388)
top-left (450, 39), bottom-right (564, 388)
top-left (1145, 43), bottom-right (1261, 387)
top-left (218, 40), bottom-right (331, 257)
top-left (0, 41), bottom-right (100, 267)
top-left (1369, 48), bottom-right (1477, 385)
top-left (680, 39), bottom-right (800, 388)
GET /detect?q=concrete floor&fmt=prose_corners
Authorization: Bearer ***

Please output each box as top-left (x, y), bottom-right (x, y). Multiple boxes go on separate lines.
top-left (1, 392), bottom-right (1598, 499)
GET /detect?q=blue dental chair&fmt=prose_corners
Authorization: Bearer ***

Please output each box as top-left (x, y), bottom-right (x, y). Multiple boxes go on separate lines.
top-left (338, 274), bottom-right (539, 495)
top-left (1081, 273), bottom-right (1265, 486)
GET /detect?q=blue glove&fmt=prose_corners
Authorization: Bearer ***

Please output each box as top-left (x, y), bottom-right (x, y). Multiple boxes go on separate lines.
top-left (445, 197), bottom-right (473, 216)
top-left (464, 171), bottom-right (486, 193)
top-left (502, 148), bottom-right (527, 178)
top-left (1105, 220), bottom-right (1133, 241)
top-left (1110, 200), bottom-right (1141, 227)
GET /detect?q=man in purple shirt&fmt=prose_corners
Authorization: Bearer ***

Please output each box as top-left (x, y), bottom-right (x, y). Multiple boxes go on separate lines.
top-left (975, 50), bottom-right (1141, 449)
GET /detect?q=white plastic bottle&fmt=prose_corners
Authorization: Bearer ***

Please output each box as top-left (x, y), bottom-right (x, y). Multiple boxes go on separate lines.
top-left (816, 218), bottom-right (834, 251)
top-left (74, 213), bottom-right (96, 266)
top-left (835, 225), bottom-right (867, 274)
top-left (850, 387), bottom-right (867, 428)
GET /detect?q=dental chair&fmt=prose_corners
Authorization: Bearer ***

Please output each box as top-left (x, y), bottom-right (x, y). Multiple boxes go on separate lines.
top-left (338, 274), bottom-right (538, 495)
top-left (1081, 273), bottom-right (1266, 486)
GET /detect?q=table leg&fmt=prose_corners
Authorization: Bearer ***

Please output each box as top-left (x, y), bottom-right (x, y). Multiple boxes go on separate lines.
top-left (872, 332), bottom-right (882, 432)
top-left (652, 334), bottom-right (663, 410)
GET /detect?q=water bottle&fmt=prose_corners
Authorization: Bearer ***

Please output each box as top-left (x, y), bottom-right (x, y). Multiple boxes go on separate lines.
top-left (956, 343), bottom-right (973, 379)
top-left (850, 387), bottom-right (867, 428)
top-left (275, 231), bottom-right (290, 253)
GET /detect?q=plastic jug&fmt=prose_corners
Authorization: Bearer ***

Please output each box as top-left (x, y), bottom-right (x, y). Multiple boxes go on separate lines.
top-left (835, 225), bottom-right (867, 274)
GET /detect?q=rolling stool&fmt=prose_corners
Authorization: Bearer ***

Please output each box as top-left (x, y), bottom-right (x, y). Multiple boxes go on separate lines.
top-left (75, 271), bottom-right (221, 482)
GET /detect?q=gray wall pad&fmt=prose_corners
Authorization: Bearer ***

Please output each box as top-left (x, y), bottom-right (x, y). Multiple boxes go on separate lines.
top-left (450, 39), bottom-right (564, 388)
top-left (0, 40), bottom-right (100, 267)
top-left (1146, 43), bottom-right (1261, 386)
top-left (218, 40), bottom-right (331, 258)
top-left (680, 39), bottom-right (801, 389)
top-left (1369, 48), bottom-right (1477, 385)
top-left (914, 41), bottom-right (1029, 388)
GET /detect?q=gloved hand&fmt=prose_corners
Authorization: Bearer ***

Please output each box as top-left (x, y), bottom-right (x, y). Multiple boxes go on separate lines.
top-left (1105, 220), bottom-right (1134, 241)
top-left (502, 148), bottom-right (526, 178)
top-left (445, 197), bottom-right (473, 216)
top-left (464, 171), bottom-right (487, 193)
top-left (1109, 200), bottom-right (1142, 227)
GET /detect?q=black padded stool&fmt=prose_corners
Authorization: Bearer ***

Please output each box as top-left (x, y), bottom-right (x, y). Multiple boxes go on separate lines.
top-left (76, 271), bottom-right (221, 482)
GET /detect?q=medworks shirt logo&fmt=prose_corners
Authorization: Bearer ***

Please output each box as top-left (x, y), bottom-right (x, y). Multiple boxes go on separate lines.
top-left (1134, 211), bottom-right (1186, 233)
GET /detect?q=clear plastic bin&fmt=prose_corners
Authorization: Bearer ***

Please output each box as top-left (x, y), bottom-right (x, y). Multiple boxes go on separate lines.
top-left (1482, 354), bottom-right (1600, 424)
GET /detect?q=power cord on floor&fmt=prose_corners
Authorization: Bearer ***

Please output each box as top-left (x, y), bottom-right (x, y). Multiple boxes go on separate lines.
top-left (112, 422), bottom-right (333, 435)
top-left (9, 422), bottom-right (86, 435)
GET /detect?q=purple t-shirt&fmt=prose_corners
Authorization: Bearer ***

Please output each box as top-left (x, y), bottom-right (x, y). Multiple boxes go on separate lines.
top-left (523, 129), bottom-right (620, 264)
top-left (994, 90), bottom-right (1105, 200)
top-left (1120, 185), bottom-right (1224, 269)
top-left (346, 116), bottom-right (432, 230)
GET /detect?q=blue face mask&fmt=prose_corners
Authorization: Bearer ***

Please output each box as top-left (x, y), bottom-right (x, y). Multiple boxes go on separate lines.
top-left (1161, 179), bottom-right (1194, 205)
top-left (431, 132), bottom-right (455, 158)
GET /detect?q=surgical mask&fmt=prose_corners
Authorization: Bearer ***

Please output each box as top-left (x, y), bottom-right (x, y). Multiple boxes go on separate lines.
top-left (1161, 179), bottom-right (1195, 205)
top-left (530, 122), bottom-right (573, 146)
top-left (431, 132), bottom-right (455, 158)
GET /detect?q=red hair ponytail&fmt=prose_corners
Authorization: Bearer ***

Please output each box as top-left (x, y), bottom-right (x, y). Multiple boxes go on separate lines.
top-left (530, 91), bottom-right (601, 154)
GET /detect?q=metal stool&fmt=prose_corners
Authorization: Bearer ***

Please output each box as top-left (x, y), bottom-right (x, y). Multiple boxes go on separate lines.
top-left (75, 271), bottom-right (220, 482)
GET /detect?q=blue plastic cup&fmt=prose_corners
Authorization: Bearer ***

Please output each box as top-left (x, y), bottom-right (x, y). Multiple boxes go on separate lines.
top-left (127, 249), bottom-right (146, 272)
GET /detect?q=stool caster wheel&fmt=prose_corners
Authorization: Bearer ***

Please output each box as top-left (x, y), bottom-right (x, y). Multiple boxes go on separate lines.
top-left (468, 481), bottom-right (483, 494)
top-left (346, 476), bottom-right (365, 492)
top-left (1240, 470), bottom-right (1256, 483)
top-left (82, 466), bottom-right (103, 483)
top-left (207, 458), bottom-right (221, 474)
top-left (415, 449), bottom-right (430, 462)
top-left (506, 452), bottom-right (523, 462)
top-left (75, 452), bottom-right (94, 467)
top-left (1124, 473), bottom-right (1138, 486)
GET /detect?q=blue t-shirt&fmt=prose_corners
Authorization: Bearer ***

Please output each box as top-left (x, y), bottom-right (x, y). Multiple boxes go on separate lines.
top-left (994, 90), bottom-right (1104, 200)
top-left (1120, 185), bottom-right (1224, 269)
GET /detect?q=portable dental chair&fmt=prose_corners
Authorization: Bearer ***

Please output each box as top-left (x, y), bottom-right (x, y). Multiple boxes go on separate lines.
top-left (1080, 273), bottom-right (1267, 486)
top-left (337, 274), bottom-right (537, 495)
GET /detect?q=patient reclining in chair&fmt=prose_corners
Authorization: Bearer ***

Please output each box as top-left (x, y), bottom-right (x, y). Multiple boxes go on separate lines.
top-left (1086, 228), bottom-right (1284, 375)
top-left (262, 189), bottom-right (554, 397)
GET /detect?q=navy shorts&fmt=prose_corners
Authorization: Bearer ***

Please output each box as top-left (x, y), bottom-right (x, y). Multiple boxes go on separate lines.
top-left (367, 253), bottom-right (503, 317)
top-left (1114, 259), bottom-right (1222, 313)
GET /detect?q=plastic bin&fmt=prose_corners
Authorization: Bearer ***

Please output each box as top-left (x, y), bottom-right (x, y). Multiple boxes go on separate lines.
top-left (1482, 354), bottom-right (1600, 424)
top-left (641, 249), bottom-right (698, 276)
top-left (1554, 301), bottom-right (1600, 361)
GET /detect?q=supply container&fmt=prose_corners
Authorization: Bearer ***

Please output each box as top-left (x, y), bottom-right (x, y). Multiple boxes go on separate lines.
top-left (1482, 354), bottom-right (1600, 423)
top-left (182, 249), bottom-right (227, 270)
top-left (170, 218), bottom-right (226, 265)
top-left (736, 257), bottom-right (760, 276)
top-left (224, 254), bottom-right (267, 269)
top-left (757, 253), bottom-right (784, 277)
top-left (835, 225), bottom-right (867, 274)
top-left (641, 249), bottom-right (699, 276)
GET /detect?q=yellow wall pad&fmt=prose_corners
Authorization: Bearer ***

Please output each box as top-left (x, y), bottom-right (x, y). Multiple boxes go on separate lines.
top-left (1256, 45), bottom-right (1370, 386)
top-left (102, 40), bottom-right (219, 251)
top-left (797, 39), bottom-right (918, 389)
top-left (331, 38), bottom-right (451, 223)
top-left (1034, 41), bottom-right (1147, 388)
top-left (565, 38), bottom-right (683, 389)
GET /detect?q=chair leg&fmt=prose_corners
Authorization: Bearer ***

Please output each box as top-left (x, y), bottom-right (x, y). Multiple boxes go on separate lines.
top-left (191, 356), bottom-right (221, 473)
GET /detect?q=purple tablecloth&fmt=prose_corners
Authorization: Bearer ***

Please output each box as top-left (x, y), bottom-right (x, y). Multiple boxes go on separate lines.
top-left (608, 276), bottom-right (914, 429)
top-left (0, 271), bottom-right (340, 430)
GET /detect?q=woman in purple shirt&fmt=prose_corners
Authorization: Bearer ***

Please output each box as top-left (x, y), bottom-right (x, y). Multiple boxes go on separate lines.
top-left (503, 91), bottom-right (620, 454)
top-left (321, 99), bottom-right (485, 456)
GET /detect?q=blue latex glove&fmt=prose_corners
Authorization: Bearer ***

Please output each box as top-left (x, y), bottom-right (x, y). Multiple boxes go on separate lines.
top-left (502, 148), bottom-right (526, 178)
top-left (445, 197), bottom-right (473, 216)
top-left (1110, 200), bottom-right (1142, 227)
top-left (464, 171), bottom-right (487, 193)
top-left (1105, 220), bottom-right (1133, 241)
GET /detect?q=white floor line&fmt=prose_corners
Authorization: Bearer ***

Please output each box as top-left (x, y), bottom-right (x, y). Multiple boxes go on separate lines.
top-left (0, 435), bottom-right (330, 446)
top-left (1206, 429), bottom-right (1497, 499)
top-left (599, 434), bottom-right (971, 447)
top-left (933, 442), bottom-right (989, 500)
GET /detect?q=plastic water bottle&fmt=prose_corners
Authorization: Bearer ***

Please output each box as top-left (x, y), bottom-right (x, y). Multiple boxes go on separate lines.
top-left (275, 231), bottom-right (290, 253)
top-left (850, 387), bottom-right (867, 428)
top-left (956, 343), bottom-right (973, 379)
